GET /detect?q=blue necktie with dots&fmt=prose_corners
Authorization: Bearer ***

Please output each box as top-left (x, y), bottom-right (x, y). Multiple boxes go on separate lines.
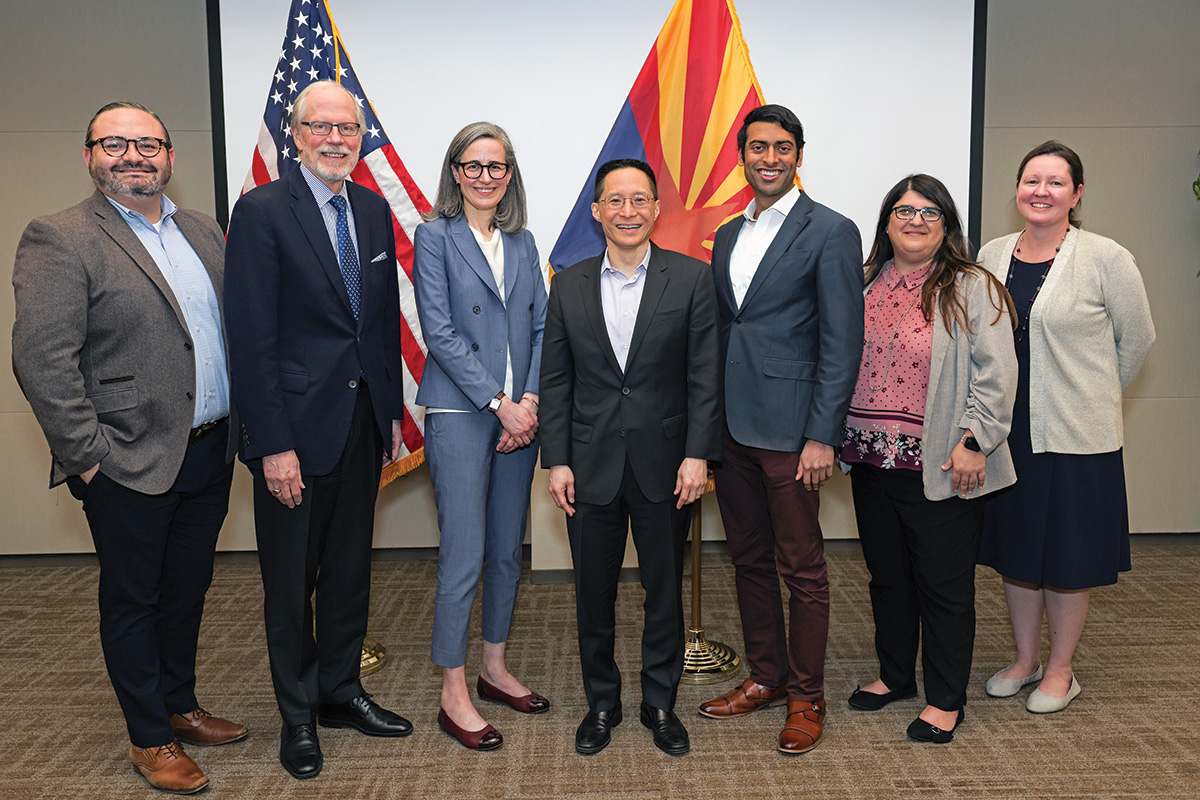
top-left (328, 195), bottom-right (361, 320)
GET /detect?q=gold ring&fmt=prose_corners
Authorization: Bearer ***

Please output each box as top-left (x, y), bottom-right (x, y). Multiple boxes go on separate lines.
top-left (272, 489), bottom-right (281, 496)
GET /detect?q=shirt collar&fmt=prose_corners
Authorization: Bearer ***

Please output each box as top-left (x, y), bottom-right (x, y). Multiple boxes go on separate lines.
top-left (742, 185), bottom-right (800, 223)
top-left (883, 259), bottom-right (932, 291)
top-left (601, 243), bottom-right (651, 279)
top-left (299, 163), bottom-right (349, 207)
top-left (104, 193), bottom-right (176, 225)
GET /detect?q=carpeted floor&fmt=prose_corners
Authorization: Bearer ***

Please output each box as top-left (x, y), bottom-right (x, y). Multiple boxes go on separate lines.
top-left (1, 541), bottom-right (1198, 799)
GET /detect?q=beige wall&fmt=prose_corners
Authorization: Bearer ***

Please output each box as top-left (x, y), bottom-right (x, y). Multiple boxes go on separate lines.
top-left (3, 1), bottom-right (1197, 560)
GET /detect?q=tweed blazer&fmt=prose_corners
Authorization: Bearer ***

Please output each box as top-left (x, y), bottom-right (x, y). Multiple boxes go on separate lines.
top-left (919, 270), bottom-right (1019, 501)
top-left (12, 191), bottom-right (228, 493)
top-left (979, 227), bottom-right (1154, 454)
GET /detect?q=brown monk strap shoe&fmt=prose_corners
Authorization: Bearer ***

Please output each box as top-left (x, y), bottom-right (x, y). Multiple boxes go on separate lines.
top-left (699, 678), bottom-right (788, 719)
top-left (778, 699), bottom-right (825, 754)
top-left (129, 741), bottom-right (209, 794)
top-left (170, 708), bottom-right (249, 746)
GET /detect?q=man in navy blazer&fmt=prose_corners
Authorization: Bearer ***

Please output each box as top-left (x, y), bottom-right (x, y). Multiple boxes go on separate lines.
top-left (224, 81), bottom-right (411, 780)
top-left (541, 160), bottom-right (722, 757)
top-left (698, 105), bottom-right (864, 755)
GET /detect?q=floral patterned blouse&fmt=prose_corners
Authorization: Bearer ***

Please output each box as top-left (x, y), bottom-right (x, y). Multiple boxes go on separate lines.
top-left (840, 261), bottom-right (934, 471)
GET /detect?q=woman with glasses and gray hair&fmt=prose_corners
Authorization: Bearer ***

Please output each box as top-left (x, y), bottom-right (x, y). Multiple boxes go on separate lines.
top-left (413, 122), bottom-right (549, 751)
top-left (840, 174), bottom-right (1017, 743)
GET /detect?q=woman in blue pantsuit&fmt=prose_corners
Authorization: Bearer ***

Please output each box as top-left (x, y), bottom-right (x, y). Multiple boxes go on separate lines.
top-left (413, 122), bottom-right (549, 751)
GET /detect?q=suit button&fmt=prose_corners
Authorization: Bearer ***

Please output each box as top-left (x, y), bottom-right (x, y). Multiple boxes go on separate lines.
top-left (184, 342), bottom-right (193, 350)
top-left (621, 387), bottom-right (630, 395)
top-left (186, 392), bottom-right (194, 400)
top-left (471, 343), bottom-right (479, 351)
top-left (620, 428), bottom-right (626, 437)
top-left (473, 305), bottom-right (481, 314)
top-left (528, 303), bottom-right (534, 310)
top-left (735, 316), bottom-right (743, 324)
top-left (349, 379), bottom-right (358, 389)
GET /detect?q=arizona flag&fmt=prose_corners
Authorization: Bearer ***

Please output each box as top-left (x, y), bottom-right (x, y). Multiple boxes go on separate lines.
top-left (548, 0), bottom-right (766, 271)
top-left (241, 0), bottom-right (431, 484)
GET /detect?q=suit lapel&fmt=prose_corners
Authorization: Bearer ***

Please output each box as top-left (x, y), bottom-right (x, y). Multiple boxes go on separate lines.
top-left (289, 170), bottom-right (356, 320)
top-left (450, 215), bottom-right (503, 300)
top-left (713, 217), bottom-right (742, 307)
top-left (625, 245), bottom-right (667, 371)
top-left (739, 192), bottom-right (814, 312)
top-left (576, 255), bottom-right (624, 377)
top-left (89, 192), bottom-right (188, 332)
top-left (501, 230), bottom-right (519, 303)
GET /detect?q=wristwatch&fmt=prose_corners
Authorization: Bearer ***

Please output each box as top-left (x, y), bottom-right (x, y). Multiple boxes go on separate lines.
top-left (487, 391), bottom-right (506, 414)
top-left (961, 434), bottom-right (981, 452)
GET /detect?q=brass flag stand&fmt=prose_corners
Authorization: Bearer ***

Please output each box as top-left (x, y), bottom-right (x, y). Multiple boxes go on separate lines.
top-left (360, 636), bottom-right (387, 677)
top-left (681, 486), bottom-right (740, 684)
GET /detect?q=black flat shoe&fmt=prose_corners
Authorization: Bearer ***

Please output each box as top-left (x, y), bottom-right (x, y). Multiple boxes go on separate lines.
top-left (319, 693), bottom-right (413, 737)
top-left (575, 705), bottom-right (622, 755)
top-left (906, 708), bottom-right (964, 744)
top-left (280, 723), bottom-right (323, 779)
top-left (848, 684), bottom-right (918, 711)
top-left (639, 702), bottom-right (689, 756)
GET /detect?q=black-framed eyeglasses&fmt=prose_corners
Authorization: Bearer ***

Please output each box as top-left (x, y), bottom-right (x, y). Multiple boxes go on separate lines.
top-left (599, 195), bottom-right (655, 210)
top-left (301, 121), bottom-right (362, 137)
top-left (892, 205), bottom-right (944, 222)
top-left (455, 161), bottom-right (510, 180)
top-left (85, 136), bottom-right (168, 158)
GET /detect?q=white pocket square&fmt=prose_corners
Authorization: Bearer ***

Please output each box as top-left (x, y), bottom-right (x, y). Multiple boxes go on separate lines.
top-left (370, 251), bottom-right (388, 263)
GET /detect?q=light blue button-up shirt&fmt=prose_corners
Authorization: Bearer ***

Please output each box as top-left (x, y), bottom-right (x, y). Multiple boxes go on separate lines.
top-left (299, 163), bottom-right (359, 263)
top-left (599, 247), bottom-right (651, 372)
top-left (106, 195), bottom-right (230, 427)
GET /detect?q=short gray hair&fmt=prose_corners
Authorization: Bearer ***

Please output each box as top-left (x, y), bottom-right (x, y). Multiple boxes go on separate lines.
top-left (426, 121), bottom-right (527, 234)
top-left (290, 80), bottom-right (367, 135)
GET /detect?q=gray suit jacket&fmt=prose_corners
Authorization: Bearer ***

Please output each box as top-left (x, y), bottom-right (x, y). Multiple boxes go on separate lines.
top-left (12, 191), bottom-right (230, 493)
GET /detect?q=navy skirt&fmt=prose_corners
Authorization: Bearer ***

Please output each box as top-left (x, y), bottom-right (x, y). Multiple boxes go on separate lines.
top-left (978, 258), bottom-right (1131, 590)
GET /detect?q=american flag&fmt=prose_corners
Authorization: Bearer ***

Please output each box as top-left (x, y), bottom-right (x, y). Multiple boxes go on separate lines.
top-left (240, 0), bottom-right (431, 484)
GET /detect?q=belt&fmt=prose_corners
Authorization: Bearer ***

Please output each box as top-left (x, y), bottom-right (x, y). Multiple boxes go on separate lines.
top-left (190, 417), bottom-right (228, 440)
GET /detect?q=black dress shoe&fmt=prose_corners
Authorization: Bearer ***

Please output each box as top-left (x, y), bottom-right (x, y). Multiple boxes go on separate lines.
top-left (639, 702), bottom-right (689, 756)
top-left (575, 705), bottom-right (623, 755)
top-left (280, 723), bottom-right (322, 779)
top-left (319, 693), bottom-right (413, 737)
top-left (906, 707), bottom-right (964, 744)
top-left (848, 684), bottom-right (918, 711)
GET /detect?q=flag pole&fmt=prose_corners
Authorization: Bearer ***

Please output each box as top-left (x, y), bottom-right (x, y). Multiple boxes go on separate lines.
top-left (681, 479), bottom-right (740, 683)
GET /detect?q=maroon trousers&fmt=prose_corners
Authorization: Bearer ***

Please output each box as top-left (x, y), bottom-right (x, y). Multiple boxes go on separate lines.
top-left (713, 427), bottom-right (829, 702)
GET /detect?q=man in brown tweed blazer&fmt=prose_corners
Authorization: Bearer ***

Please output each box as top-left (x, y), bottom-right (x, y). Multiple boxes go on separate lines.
top-left (12, 102), bottom-right (246, 795)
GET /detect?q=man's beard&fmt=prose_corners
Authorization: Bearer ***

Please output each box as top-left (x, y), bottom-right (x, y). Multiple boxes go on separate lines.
top-left (302, 148), bottom-right (359, 185)
top-left (91, 161), bottom-right (171, 199)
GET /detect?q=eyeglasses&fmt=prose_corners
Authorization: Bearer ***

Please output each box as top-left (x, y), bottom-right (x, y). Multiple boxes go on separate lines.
top-left (892, 205), bottom-right (944, 222)
top-left (455, 161), bottom-right (510, 180)
top-left (86, 136), bottom-right (168, 158)
top-left (301, 121), bottom-right (362, 137)
top-left (599, 195), bottom-right (655, 210)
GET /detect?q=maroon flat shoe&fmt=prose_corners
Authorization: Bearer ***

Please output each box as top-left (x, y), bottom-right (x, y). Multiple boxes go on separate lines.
top-left (437, 709), bottom-right (502, 751)
top-left (476, 675), bottom-right (551, 714)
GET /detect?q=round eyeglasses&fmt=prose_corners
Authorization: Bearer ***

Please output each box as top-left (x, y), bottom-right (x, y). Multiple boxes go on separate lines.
top-left (300, 121), bottom-right (362, 137)
top-left (892, 205), bottom-right (944, 222)
top-left (455, 161), bottom-right (510, 180)
top-left (86, 136), bottom-right (168, 158)
top-left (599, 195), bottom-right (655, 210)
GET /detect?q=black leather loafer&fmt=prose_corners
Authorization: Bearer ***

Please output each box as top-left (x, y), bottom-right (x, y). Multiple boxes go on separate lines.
top-left (280, 723), bottom-right (322, 779)
top-left (848, 684), bottom-right (918, 711)
top-left (319, 693), bottom-right (413, 737)
top-left (575, 705), bottom-right (623, 755)
top-left (639, 702), bottom-right (689, 756)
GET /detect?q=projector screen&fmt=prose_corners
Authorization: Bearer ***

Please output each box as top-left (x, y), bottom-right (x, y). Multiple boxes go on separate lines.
top-left (212, 0), bottom-right (983, 256)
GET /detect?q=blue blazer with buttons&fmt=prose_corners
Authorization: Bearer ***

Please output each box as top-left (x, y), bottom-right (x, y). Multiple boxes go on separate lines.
top-left (412, 214), bottom-right (546, 412)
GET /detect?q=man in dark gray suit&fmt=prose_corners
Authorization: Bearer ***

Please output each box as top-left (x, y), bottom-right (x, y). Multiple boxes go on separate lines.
top-left (698, 105), bottom-right (863, 755)
top-left (12, 102), bottom-right (246, 794)
top-left (540, 159), bottom-right (722, 757)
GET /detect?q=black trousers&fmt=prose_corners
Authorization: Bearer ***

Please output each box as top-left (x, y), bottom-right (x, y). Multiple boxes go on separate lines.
top-left (252, 385), bottom-right (382, 725)
top-left (566, 458), bottom-right (691, 712)
top-left (849, 463), bottom-right (984, 711)
top-left (71, 420), bottom-right (233, 748)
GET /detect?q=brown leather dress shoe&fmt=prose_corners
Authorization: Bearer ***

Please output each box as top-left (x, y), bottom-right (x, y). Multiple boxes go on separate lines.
top-left (699, 678), bottom-right (788, 718)
top-left (170, 708), bottom-right (249, 746)
top-left (129, 741), bottom-right (209, 794)
top-left (778, 699), bottom-right (826, 754)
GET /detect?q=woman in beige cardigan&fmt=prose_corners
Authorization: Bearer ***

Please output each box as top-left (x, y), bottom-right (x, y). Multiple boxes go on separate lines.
top-left (978, 141), bottom-right (1155, 714)
top-left (842, 174), bottom-right (1016, 743)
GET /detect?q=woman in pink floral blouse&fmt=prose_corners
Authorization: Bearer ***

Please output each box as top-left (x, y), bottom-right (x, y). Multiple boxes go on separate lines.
top-left (841, 174), bottom-right (1017, 743)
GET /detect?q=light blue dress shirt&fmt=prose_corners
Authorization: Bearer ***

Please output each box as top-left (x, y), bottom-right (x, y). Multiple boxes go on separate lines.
top-left (105, 195), bottom-right (229, 427)
top-left (299, 163), bottom-right (359, 263)
top-left (599, 246), bottom-right (651, 372)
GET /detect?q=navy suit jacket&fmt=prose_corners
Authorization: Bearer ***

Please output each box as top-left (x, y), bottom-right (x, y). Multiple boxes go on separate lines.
top-left (224, 168), bottom-right (404, 475)
top-left (412, 215), bottom-right (546, 411)
top-left (540, 244), bottom-right (723, 505)
top-left (711, 192), bottom-right (864, 452)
